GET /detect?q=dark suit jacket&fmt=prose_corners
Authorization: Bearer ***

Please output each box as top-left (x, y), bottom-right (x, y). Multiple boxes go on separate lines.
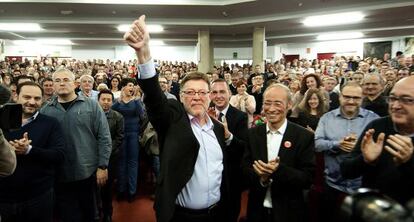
top-left (223, 105), bottom-right (248, 221)
top-left (243, 122), bottom-right (315, 222)
top-left (106, 109), bottom-right (124, 177)
top-left (138, 76), bottom-right (231, 222)
top-left (341, 117), bottom-right (414, 204)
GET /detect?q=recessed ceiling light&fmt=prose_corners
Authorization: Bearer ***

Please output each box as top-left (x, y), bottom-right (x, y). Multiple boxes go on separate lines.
top-left (12, 40), bottom-right (35, 46)
top-left (60, 10), bottom-right (73, 15)
top-left (36, 39), bottom-right (73, 45)
top-left (0, 23), bottom-right (42, 32)
top-left (117, 24), bottom-right (164, 33)
top-left (317, 32), bottom-right (364, 41)
top-left (303, 12), bottom-right (364, 27)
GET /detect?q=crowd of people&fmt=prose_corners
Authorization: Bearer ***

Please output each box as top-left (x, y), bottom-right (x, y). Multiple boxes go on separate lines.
top-left (0, 15), bottom-right (413, 222)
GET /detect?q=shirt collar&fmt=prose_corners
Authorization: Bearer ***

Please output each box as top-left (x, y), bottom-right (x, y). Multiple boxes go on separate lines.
top-left (266, 118), bottom-right (288, 135)
top-left (188, 113), bottom-right (214, 130)
top-left (22, 111), bottom-right (39, 127)
top-left (216, 104), bottom-right (229, 116)
top-left (334, 107), bottom-right (365, 119)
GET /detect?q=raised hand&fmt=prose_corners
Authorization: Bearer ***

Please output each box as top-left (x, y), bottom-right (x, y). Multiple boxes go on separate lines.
top-left (384, 134), bottom-right (414, 165)
top-left (123, 15), bottom-right (151, 64)
top-left (123, 15), bottom-right (149, 51)
top-left (361, 129), bottom-right (385, 164)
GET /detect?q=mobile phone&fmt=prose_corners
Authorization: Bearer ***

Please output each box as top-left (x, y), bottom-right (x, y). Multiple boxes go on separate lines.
top-left (0, 103), bottom-right (22, 131)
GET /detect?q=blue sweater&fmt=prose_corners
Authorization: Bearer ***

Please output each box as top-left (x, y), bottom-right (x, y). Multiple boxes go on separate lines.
top-left (0, 113), bottom-right (65, 202)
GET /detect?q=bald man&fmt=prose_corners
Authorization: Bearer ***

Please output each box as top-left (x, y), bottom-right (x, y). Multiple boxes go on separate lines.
top-left (342, 76), bottom-right (414, 204)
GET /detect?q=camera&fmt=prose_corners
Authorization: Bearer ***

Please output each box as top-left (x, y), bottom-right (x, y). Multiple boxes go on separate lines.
top-left (339, 188), bottom-right (413, 222)
top-left (0, 85), bottom-right (22, 131)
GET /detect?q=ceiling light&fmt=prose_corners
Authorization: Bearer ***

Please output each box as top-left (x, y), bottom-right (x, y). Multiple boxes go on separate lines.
top-left (317, 32), bottom-right (364, 41)
top-left (36, 39), bottom-right (73, 45)
top-left (149, 40), bottom-right (165, 46)
top-left (117, 24), bottom-right (164, 33)
top-left (12, 40), bottom-right (35, 46)
top-left (0, 23), bottom-right (42, 32)
top-left (303, 12), bottom-right (364, 27)
top-left (60, 10), bottom-right (73, 15)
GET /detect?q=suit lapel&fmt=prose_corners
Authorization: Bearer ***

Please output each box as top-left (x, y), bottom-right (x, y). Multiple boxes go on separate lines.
top-left (256, 124), bottom-right (268, 161)
top-left (278, 122), bottom-right (295, 161)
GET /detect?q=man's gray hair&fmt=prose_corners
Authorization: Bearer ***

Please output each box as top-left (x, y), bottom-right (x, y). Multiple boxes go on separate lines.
top-left (52, 67), bottom-right (76, 81)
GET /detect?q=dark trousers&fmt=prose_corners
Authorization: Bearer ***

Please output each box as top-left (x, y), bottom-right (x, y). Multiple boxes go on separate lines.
top-left (170, 204), bottom-right (225, 222)
top-left (100, 174), bottom-right (114, 217)
top-left (56, 175), bottom-right (96, 222)
top-left (320, 183), bottom-right (347, 222)
top-left (0, 189), bottom-right (54, 222)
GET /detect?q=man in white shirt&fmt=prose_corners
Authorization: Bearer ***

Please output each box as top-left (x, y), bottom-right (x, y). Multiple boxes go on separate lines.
top-left (242, 84), bottom-right (315, 222)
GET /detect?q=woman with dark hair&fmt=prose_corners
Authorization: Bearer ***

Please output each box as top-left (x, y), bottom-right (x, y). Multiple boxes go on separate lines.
top-left (292, 88), bottom-right (328, 132)
top-left (112, 78), bottom-right (145, 202)
top-left (291, 73), bottom-right (329, 117)
top-left (109, 76), bottom-right (121, 99)
top-left (229, 79), bottom-right (256, 127)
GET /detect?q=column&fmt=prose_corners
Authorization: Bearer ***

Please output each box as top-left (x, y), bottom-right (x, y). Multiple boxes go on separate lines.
top-left (197, 30), bottom-right (213, 73)
top-left (252, 27), bottom-right (265, 71)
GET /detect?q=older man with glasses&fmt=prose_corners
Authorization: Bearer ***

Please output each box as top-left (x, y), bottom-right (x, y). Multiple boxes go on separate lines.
top-left (342, 75), bottom-right (414, 206)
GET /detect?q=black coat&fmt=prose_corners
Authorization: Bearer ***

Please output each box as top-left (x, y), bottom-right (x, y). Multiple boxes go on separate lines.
top-left (243, 122), bottom-right (315, 222)
top-left (138, 76), bottom-right (231, 222)
top-left (341, 117), bottom-right (414, 204)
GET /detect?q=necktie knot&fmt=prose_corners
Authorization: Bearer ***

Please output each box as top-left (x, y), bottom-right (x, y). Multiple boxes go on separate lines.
top-left (218, 112), bottom-right (224, 122)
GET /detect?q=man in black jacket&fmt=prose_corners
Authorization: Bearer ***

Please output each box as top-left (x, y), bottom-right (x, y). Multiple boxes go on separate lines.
top-left (98, 89), bottom-right (124, 222)
top-left (242, 84), bottom-right (315, 222)
top-left (341, 75), bottom-right (414, 204)
top-left (210, 78), bottom-right (248, 222)
top-left (124, 15), bottom-right (233, 222)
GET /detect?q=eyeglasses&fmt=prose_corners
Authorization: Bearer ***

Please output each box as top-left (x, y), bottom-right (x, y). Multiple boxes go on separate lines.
top-left (341, 95), bottom-right (362, 101)
top-left (159, 81), bottom-right (168, 84)
top-left (181, 90), bottom-right (210, 97)
top-left (53, 78), bottom-right (73, 83)
top-left (386, 96), bottom-right (414, 105)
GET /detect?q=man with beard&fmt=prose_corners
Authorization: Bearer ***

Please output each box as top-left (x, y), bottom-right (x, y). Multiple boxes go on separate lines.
top-left (341, 76), bottom-right (414, 205)
top-left (315, 82), bottom-right (379, 221)
top-left (0, 81), bottom-right (65, 222)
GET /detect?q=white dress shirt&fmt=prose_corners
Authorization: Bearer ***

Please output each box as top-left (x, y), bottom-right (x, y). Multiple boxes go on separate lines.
top-left (263, 119), bottom-right (287, 208)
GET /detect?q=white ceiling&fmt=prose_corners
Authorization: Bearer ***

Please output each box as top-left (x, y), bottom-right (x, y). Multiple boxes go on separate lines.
top-left (0, 0), bottom-right (414, 48)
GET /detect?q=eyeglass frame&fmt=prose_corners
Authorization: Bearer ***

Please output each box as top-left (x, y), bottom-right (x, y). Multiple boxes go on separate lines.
top-left (386, 95), bottom-right (414, 105)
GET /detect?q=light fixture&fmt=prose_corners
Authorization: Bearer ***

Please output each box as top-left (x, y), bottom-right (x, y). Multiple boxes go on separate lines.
top-left (12, 40), bottom-right (35, 46)
top-left (303, 12), bottom-right (364, 27)
top-left (149, 40), bottom-right (165, 46)
top-left (117, 24), bottom-right (164, 33)
top-left (0, 23), bottom-right (42, 32)
top-left (36, 39), bottom-right (73, 45)
top-left (316, 32), bottom-right (364, 41)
